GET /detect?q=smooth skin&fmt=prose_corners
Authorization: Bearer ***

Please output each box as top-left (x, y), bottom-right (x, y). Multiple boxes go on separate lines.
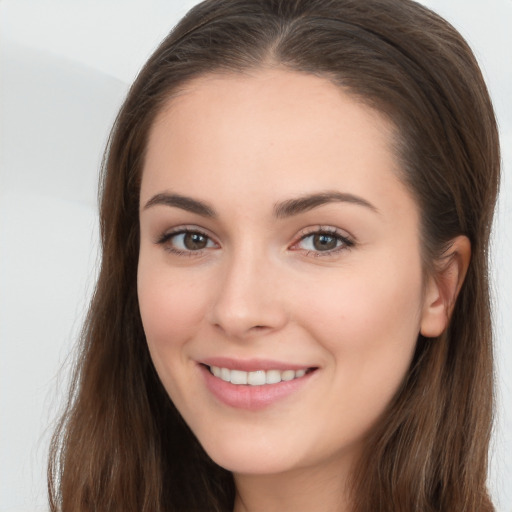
top-left (137, 69), bottom-right (469, 512)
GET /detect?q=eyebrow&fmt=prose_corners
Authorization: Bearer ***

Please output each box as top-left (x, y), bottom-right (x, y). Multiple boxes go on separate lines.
top-left (273, 191), bottom-right (379, 218)
top-left (143, 193), bottom-right (216, 217)
top-left (143, 190), bottom-right (378, 218)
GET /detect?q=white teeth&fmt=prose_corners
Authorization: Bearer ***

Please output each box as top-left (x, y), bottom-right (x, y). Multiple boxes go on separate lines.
top-left (209, 365), bottom-right (310, 385)
top-left (281, 370), bottom-right (295, 381)
top-left (220, 367), bottom-right (230, 382)
top-left (266, 369), bottom-right (281, 384)
top-left (230, 370), bottom-right (248, 385)
top-left (248, 370), bottom-right (266, 386)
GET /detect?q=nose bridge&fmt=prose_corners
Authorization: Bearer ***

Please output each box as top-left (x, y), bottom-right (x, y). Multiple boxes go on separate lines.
top-left (209, 239), bottom-right (286, 338)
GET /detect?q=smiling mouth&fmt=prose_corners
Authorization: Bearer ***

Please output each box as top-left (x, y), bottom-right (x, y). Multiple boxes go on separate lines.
top-left (206, 365), bottom-right (316, 386)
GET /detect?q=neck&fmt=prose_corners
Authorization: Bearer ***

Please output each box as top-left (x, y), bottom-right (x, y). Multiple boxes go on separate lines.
top-left (232, 457), bottom-right (353, 512)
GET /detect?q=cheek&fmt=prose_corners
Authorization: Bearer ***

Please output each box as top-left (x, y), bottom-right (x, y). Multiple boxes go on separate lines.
top-left (293, 261), bottom-right (423, 411)
top-left (137, 264), bottom-right (207, 345)
top-left (298, 262), bottom-right (423, 344)
top-left (137, 260), bottom-right (216, 410)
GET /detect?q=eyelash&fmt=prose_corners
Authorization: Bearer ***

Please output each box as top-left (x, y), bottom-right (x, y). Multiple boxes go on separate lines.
top-left (156, 226), bottom-right (354, 257)
top-left (292, 227), bottom-right (355, 257)
top-left (156, 227), bottom-right (218, 257)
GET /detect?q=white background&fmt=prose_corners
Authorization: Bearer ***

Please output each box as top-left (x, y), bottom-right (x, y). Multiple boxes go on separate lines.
top-left (0, 1), bottom-right (510, 510)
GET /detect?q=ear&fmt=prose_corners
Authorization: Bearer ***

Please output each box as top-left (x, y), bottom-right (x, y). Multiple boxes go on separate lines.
top-left (420, 235), bottom-right (471, 338)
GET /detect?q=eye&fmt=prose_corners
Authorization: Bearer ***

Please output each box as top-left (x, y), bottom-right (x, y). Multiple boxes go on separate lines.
top-left (157, 229), bottom-right (217, 255)
top-left (292, 228), bottom-right (354, 256)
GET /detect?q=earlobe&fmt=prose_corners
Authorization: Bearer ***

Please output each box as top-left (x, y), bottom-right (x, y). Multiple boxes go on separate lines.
top-left (420, 236), bottom-right (471, 338)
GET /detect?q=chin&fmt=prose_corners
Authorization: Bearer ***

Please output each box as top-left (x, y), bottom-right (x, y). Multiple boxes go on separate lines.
top-left (198, 433), bottom-right (302, 475)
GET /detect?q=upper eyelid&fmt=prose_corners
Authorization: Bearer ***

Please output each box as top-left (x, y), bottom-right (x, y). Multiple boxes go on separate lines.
top-left (156, 228), bottom-right (218, 257)
top-left (156, 225), bottom-right (218, 244)
top-left (295, 225), bottom-right (355, 242)
top-left (291, 226), bottom-right (355, 253)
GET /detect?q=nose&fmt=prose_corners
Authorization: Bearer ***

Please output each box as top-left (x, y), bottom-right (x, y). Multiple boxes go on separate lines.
top-left (207, 246), bottom-right (288, 340)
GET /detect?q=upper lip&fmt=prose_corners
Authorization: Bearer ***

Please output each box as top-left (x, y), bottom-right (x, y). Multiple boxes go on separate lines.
top-left (200, 357), bottom-right (315, 372)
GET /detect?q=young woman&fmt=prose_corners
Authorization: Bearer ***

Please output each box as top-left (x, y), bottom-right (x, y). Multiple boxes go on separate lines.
top-left (48, 0), bottom-right (500, 510)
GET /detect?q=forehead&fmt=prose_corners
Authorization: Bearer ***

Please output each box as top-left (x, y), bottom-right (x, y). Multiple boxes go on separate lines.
top-left (141, 68), bottom-right (411, 218)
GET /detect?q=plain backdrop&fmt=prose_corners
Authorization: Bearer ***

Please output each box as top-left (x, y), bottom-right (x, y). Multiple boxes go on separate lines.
top-left (0, 1), bottom-right (510, 510)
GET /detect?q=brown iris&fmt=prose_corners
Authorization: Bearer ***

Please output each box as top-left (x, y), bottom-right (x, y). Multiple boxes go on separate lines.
top-left (183, 232), bottom-right (209, 250)
top-left (312, 233), bottom-right (338, 251)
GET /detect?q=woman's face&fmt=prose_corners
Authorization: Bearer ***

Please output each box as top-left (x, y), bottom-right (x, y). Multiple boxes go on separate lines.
top-left (138, 69), bottom-right (431, 477)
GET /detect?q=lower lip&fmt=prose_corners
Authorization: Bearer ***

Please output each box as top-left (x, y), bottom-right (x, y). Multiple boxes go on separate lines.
top-left (200, 365), bottom-right (315, 411)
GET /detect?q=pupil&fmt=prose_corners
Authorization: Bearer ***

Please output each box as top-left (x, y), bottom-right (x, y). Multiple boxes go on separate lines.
top-left (313, 234), bottom-right (337, 251)
top-left (184, 233), bottom-right (207, 250)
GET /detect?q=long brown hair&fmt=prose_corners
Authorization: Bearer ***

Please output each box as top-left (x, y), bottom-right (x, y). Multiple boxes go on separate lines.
top-left (48, 1), bottom-right (500, 510)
